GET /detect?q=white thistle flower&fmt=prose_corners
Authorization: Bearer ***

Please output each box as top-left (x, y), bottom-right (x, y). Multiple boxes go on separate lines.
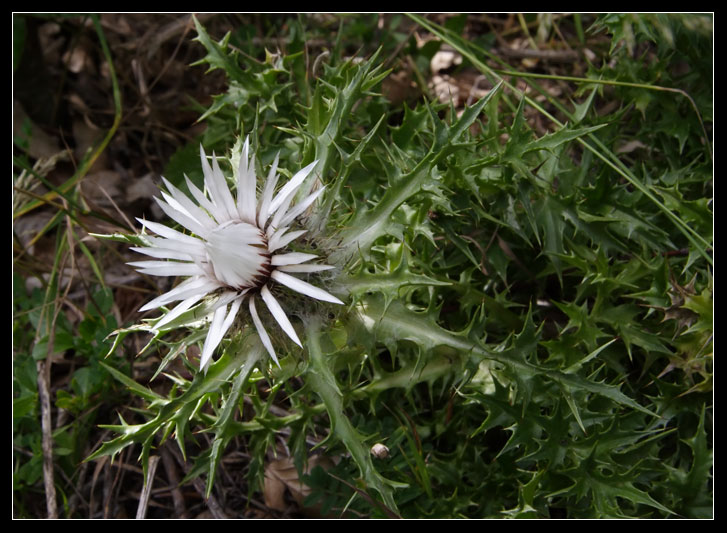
top-left (129, 138), bottom-right (343, 369)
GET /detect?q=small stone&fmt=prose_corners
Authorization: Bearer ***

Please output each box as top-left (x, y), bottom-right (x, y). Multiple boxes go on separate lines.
top-left (370, 443), bottom-right (390, 459)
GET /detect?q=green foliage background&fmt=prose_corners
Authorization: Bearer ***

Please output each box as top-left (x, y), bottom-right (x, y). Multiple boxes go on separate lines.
top-left (14, 14), bottom-right (712, 518)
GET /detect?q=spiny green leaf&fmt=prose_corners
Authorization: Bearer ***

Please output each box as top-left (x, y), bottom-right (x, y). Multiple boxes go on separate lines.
top-left (206, 341), bottom-right (262, 497)
top-left (86, 333), bottom-right (261, 464)
top-left (524, 123), bottom-right (607, 154)
top-left (191, 15), bottom-right (246, 83)
top-left (354, 295), bottom-right (657, 418)
top-left (99, 362), bottom-right (163, 403)
top-left (304, 318), bottom-right (405, 515)
top-left (337, 85), bottom-right (502, 258)
top-left (338, 247), bottom-right (451, 307)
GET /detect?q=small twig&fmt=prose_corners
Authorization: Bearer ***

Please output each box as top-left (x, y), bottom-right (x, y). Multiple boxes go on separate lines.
top-left (326, 472), bottom-right (400, 519)
top-left (88, 454), bottom-right (107, 518)
top-left (516, 13), bottom-right (539, 50)
top-left (466, 74), bottom-right (489, 106)
top-left (460, 235), bottom-right (489, 276)
top-left (142, 13), bottom-right (215, 60)
top-left (131, 59), bottom-right (151, 117)
top-left (497, 235), bottom-right (534, 279)
top-left (108, 448), bottom-right (131, 518)
top-left (90, 180), bottom-right (137, 232)
top-left (167, 444), bottom-right (228, 518)
top-left (136, 455), bottom-right (161, 519)
top-left (160, 447), bottom-right (188, 518)
top-left (37, 358), bottom-right (57, 518)
top-left (495, 47), bottom-right (579, 62)
top-left (192, 478), bottom-right (228, 519)
top-left (147, 15), bottom-right (203, 92)
top-left (63, 457), bottom-right (91, 518)
top-left (36, 237), bottom-right (75, 519)
top-left (311, 50), bottom-right (330, 79)
top-left (382, 19), bottom-right (418, 68)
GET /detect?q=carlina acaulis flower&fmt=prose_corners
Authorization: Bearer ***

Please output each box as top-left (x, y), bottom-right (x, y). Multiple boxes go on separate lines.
top-left (129, 138), bottom-right (343, 369)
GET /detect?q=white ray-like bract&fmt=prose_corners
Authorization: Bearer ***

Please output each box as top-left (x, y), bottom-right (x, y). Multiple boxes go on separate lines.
top-left (129, 138), bottom-right (343, 369)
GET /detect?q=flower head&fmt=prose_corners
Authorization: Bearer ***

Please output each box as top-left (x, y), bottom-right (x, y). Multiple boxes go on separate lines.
top-left (130, 138), bottom-right (343, 369)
